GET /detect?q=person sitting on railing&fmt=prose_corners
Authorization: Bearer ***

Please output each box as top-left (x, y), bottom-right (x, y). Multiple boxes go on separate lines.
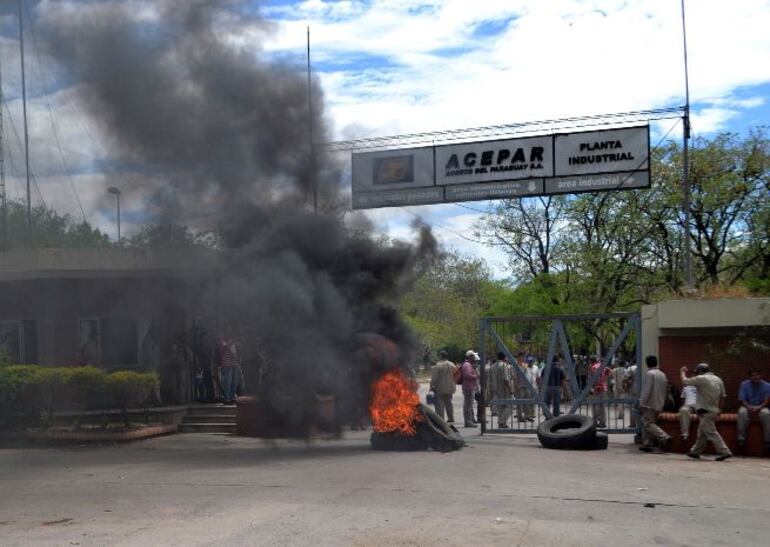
top-left (678, 384), bottom-right (697, 441)
top-left (737, 369), bottom-right (770, 455)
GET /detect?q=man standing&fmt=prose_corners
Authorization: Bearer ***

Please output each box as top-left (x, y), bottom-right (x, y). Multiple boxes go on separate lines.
top-left (218, 329), bottom-right (242, 405)
top-left (141, 325), bottom-right (162, 405)
top-left (513, 352), bottom-right (532, 422)
top-left (490, 352), bottom-right (514, 428)
top-left (461, 350), bottom-right (480, 428)
top-left (611, 362), bottom-right (628, 419)
top-left (736, 369), bottom-right (770, 454)
top-left (543, 356), bottom-right (567, 418)
top-left (678, 384), bottom-right (698, 441)
top-left (638, 355), bottom-right (673, 453)
top-left (429, 351), bottom-right (457, 423)
top-left (590, 358), bottom-right (610, 428)
top-left (681, 363), bottom-right (732, 461)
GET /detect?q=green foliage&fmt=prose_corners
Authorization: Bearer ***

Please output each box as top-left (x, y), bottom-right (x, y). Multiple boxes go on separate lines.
top-left (477, 129), bottom-right (770, 311)
top-left (0, 201), bottom-right (111, 250)
top-left (67, 367), bottom-right (108, 411)
top-left (105, 371), bottom-right (158, 426)
top-left (399, 250), bottom-right (499, 356)
top-left (126, 223), bottom-right (216, 249)
top-left (0, 365), bottom-right (159, 429)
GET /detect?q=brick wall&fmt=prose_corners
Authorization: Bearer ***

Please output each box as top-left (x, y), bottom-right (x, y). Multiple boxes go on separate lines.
top-left (659, 335), bottom-right (770, 411)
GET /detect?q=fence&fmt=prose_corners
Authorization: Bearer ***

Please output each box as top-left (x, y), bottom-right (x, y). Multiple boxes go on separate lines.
top-left (478, 313), bottom-right (642, 435)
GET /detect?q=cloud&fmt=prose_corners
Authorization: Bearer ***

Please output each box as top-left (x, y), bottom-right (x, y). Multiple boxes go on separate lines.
top-left (2, 0), bottom-right (769, 263)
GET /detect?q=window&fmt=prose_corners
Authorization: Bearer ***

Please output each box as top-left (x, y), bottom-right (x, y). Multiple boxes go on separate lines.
top-left (78, 318), bottom-right (139, 368)
top-left (1, 320), bottom-right (38, 364)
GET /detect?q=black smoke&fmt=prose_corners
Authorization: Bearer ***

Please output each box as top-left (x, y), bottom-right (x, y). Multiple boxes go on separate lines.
top-left (40, 0), bottom-right (437, 431)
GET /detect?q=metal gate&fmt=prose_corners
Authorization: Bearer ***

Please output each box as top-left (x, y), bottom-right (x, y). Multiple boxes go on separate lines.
top-left (478, 313), bottom-right (642, 435)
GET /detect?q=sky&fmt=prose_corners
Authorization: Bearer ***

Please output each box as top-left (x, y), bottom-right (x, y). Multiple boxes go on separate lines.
top-left (1, 0), bottom-right (769, 273)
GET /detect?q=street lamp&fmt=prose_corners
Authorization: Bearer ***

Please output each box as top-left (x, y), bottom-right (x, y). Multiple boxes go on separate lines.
top-left (107, 186), bottom-right (121, 243)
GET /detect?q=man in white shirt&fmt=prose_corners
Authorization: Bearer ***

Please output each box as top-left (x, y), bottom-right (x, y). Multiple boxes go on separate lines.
top-left (678, 384), bottom-right (698, 441)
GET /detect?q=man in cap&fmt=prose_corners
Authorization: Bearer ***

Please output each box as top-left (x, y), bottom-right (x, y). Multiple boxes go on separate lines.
top-left (737, 369), bottom-right (770, 455)
top-left (680, 363), bottom-right (732, 461)
top-left (429, 350), bottom-right (458, 423)
top-left (461, 350), bottom-right (480, 428)
top-left (638, 355), bottom-right (673, 453)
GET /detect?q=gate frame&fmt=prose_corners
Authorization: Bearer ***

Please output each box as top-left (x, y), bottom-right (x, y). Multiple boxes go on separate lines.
top-left (478, 312), bottom-right (642, 435)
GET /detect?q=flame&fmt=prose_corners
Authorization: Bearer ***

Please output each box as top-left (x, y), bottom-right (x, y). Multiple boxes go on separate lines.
top-left (369, 370), bottom-right (423, 436)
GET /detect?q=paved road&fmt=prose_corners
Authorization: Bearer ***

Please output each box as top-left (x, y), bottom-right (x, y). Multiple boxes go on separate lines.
top-left (2, 429), bottom-right (769, 546)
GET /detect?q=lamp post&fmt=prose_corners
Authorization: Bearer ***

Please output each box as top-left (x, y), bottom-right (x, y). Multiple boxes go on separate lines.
top-left (107, 186), bottom-right (121, 243)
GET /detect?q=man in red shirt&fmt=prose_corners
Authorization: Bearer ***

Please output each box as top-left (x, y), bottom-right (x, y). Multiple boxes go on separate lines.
top-left (590, 358), bottom-right (611, 428)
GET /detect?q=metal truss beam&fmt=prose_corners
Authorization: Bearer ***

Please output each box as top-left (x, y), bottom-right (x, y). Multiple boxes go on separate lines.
top-left (321, 107), bottom-right (684, 152)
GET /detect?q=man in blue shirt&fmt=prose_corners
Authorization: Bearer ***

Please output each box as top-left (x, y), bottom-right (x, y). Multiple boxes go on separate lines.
top-left (737, 369), bottom-right (770, 454)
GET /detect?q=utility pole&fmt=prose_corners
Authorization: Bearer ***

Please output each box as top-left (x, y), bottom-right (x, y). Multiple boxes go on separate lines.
top-left (18, 0), bottom-right (32, 243)
top-left (0, 47), bottom-right (6, 251)
top-left (307, 26), bottom-right (317, 213)
top-left (681, 0), bottom-right (693, 290)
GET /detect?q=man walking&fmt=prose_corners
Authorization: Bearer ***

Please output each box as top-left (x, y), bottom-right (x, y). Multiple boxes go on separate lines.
top-left (638, 356), bottom-right (673, 453)
top-left (736, 369), bottom-right (770, 455)
top-left (429, 351), bottom-right (457, 423)
top-left (681, 363), bottom-right (732, 461)
top-left (461, 350), bottom-right (480, 428)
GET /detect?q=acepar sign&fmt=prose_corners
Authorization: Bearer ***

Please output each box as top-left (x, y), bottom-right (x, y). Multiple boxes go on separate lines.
top-left (351, 125), bottom-right (650, 209)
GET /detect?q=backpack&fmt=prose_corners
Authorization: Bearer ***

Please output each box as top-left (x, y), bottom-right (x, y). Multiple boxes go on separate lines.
top-left (453, 364), bottom-right (463, 385)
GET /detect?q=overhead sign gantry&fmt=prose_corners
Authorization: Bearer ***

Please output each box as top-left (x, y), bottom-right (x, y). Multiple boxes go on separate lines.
top-left (351, 125), bottom-right (650, 209)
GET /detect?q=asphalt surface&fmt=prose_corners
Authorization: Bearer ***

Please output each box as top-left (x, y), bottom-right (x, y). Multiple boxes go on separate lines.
top-left (2, 422), bottom-right (770, 546)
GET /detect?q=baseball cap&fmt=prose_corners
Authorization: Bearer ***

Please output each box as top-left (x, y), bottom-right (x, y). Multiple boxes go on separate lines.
top-left (465, 350), bottom-right (480, 360)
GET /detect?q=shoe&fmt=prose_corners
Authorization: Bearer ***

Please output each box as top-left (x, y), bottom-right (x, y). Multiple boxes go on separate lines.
top-left (464, 424), bottom-right (477, 428)
top-left (446, 419), bottom-right (454, 424)
top-left (680, 434), bottom-right (688, 442)
top-left (639, 446), bottom-right (654, 453)
top-left (527, 417), bottom-right (535, 422)
top-left (686, 452), bottom-right (700, 459)
top-left (660, 437), bottom-right (673, 453)
top-left (715, 453), bottom-right (732, 462)
top-left (498, 423), bottom-right (509, 428)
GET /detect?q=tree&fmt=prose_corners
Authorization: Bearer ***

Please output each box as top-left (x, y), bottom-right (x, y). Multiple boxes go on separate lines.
top-left (0, 201), bottom-right (111, 251)
top-left (398, 250), bottom-right (501, 357)
top-left (476, 128), bottom-right (770, 313)
top-left (126, 223), bottom-right (216, 250)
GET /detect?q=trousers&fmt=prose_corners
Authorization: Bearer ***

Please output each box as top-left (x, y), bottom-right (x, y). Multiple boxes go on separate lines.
top-left (434, 393), bottom-right (455, 422)
top-left (690, 411), bottom-right (730, 457)
top-left (641, 407), bottom-right (670, 446)
top-left (462, 388), bottom-right (475, 426)
top-left (678, 404), bottom-right (695, 437)
top-left (737, 406), bottom-right (770, 442)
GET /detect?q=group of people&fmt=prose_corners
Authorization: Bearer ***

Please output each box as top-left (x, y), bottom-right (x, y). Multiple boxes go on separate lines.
top-left (429, 347), bottom-right (770, 458)
top-left (640, 357), bottom-right (770, 459)
top-left (191, 326), bottom-right (245, 405)
top-left (429, 350), bottom-right (480, 428)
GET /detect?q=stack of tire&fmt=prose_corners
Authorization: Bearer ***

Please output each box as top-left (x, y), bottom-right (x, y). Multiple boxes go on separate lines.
top-left (537, 414), bottom-right (608, 450)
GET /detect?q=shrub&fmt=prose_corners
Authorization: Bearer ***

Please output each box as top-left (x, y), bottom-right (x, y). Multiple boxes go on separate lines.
top-left (105, 371), bottom-right (159, 427)
top-left (67, 367), bottom-right (108, 411)
top-left (0, 365), bottom-right (44, 428)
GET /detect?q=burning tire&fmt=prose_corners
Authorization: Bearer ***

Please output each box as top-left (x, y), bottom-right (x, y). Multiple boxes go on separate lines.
top-left (537, 414), bottom-right (596, 450)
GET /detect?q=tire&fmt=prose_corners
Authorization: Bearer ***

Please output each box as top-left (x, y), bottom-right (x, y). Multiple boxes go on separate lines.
top-left (591, 431), bottom-right (608, 450)
top-left (537, 414), bottom-right (596, 450)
